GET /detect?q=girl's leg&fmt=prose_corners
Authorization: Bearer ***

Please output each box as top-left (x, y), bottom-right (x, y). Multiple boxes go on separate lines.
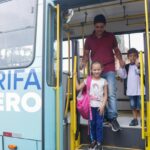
top-left (90, 107), bottom-right (97, 142)
top-left (96, 108), bottom-right (104, 143)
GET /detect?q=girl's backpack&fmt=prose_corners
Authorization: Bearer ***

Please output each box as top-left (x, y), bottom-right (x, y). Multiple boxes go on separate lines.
top-left (77, 76), bottom-right (92, 120)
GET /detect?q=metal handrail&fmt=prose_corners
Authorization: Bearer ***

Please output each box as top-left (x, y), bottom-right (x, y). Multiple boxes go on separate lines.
top-left (139, 51), bottom-right (145, 139)
top-left (64, 32), bottom-right (71, 117)
top-left (55, 4), bottom-right (60, 150)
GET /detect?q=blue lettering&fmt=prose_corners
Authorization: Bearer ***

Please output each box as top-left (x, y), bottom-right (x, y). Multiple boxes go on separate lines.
top-left (24, 69), bottom-right (41, 90)
top-left (8, 70), bottom-right (11, 90)
top-left (14, 70), bottom-right (24, 90)
top-left (0, 71), bottom-right (5, 90)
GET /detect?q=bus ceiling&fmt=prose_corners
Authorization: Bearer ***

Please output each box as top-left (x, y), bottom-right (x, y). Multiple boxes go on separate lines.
top-left (58, 0), bottom-right (116, 10)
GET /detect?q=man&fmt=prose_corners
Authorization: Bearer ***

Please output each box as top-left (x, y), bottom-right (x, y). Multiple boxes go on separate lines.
top-left (80, 14), bottom-right (124, 132)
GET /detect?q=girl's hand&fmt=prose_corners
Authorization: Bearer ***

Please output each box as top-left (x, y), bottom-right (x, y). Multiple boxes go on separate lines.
top-left (98, 105), bottom-right (105, 115)
top-left (79, 62), bottom-right (86, 70)
top-left (72, 72), bottom-right (77, 76)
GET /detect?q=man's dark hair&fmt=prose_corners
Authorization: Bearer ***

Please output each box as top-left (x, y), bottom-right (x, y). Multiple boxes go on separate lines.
top-left (127, 48), bottom-right (139, 57)
top-left (94, 14), bottom-right (106, 24)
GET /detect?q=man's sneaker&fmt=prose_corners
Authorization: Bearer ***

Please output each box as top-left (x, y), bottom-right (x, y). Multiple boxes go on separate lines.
top-left (89, 141), bottom-right (97, 149)
top-left (96, 143), bottom-right (103, 150)
top-left (103, 118), bottom-right (109, 126)
top-left (110, 119), bottom-right (121, 132)
top-left (129, 119), bottom-right (138, 126)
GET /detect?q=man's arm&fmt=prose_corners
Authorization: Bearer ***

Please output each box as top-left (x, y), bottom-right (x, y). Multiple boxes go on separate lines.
top-left (80, 49), bottom-right (89, 69)
top-left (114, 47), bottom-right (125, 68)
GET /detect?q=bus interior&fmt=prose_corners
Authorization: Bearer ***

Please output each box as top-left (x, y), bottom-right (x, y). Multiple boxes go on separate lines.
top-left (61, 0), bottom-right (150, 150)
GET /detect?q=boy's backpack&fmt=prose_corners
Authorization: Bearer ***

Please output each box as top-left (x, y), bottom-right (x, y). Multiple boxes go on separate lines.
top-left (77, 76), bottom-right (92, 120)
top-left (123, 64), bottom-right (129, 95)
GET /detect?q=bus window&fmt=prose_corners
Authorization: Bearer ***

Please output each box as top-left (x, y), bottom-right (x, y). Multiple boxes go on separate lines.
top-left (46, 4), bottom-right (56, 86)
top-left (115, 32), bottom-right (144, 68)
top-left (62, 40), bottom-right (72, 73)
top-left (130, 33), bottom-right (144, 51)
top-left (0, 0), bottom-right (37, 68)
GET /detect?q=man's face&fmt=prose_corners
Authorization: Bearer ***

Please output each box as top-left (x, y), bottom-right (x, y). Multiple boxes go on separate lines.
top-left (94, 22), bottom-right (106, 36)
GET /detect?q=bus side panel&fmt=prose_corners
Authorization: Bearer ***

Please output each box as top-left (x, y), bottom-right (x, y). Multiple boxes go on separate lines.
top-left (4, 137), bottom-right (37, 150)
top-left (0, 136), bottom-right (2, 150)
top-left (38, 141), bottom-right (42, 150)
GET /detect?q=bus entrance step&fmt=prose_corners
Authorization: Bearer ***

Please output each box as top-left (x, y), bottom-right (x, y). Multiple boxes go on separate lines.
top-left (77, 144), bottom-right (142, 150)
top-left (79, 125), bottom-right (145, 149)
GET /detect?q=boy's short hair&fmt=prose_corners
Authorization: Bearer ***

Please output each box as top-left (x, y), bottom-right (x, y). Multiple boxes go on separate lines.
top-left (91, 61), bottom-right (103, 69)
top-left (94, 14), bottom-right (106, 25)
top-left (127, 48), bottom-right (139, 57)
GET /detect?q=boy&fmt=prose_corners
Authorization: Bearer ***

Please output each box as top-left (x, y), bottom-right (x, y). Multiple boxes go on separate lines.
top-left (118, 48), bottom-right (141, 126)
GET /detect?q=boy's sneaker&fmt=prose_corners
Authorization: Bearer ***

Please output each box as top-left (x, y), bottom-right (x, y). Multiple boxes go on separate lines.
top-left (96, 143), bottom-right (103, 150)
top-left (89, 141), bottom-right (97, 149)
top-left (110, 119), bottom-right (121, 132)
top-left (129, 119), bottom-right (138, 126)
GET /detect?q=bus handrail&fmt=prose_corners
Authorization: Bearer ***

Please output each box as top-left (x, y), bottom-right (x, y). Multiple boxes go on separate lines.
top-left (139, 51), bottom-right (145, 139)
top-left (64, 31), bottom-right (71, 117)
top-left (55, 4), bottom-right (60, 150)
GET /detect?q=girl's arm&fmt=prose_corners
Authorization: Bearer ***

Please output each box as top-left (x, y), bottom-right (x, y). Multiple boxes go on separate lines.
top-left (76, 78), bottom-right (86, 91)
top-left (98, 81), bottom-right (108, 115)
top-left (102, 82), bottom-right (108, 107)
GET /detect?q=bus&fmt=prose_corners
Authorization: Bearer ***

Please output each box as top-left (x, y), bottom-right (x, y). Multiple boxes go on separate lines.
top-left (0, 0), bottom-right (149, 150)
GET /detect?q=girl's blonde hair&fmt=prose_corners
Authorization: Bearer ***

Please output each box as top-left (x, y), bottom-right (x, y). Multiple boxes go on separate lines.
top-left (91, 61), bottom-right (103, 69)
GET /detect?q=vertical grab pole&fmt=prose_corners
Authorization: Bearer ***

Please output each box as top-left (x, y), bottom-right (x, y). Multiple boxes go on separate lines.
top-left (81, 24), bottom-right (86, 77)
top-left (70, 55), bottom-right (77, 150)
top-left (139, 52), bottom-right (145, 139)
top-left (144, 0), bottom-right (150, 149)
top-left (73, 56), bottom-right (77, 134)
top-left (144, 0), bottom-right (150, 99)
top-left (65, 32), bottom-right (71, 117)
top-left (56, 4), bottom-right (60, 150)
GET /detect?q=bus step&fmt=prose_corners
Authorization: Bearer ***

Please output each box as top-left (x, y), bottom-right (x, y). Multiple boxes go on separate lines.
top-left (77, 144), bottom-right (142, 150)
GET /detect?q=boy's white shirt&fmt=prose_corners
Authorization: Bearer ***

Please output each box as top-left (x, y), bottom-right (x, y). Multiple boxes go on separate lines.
top-left (117, 65), bottom-right (141, 96)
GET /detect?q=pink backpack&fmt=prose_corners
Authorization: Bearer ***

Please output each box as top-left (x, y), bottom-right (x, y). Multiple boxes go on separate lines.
top-left (77, 76), bottom-right (92, 120)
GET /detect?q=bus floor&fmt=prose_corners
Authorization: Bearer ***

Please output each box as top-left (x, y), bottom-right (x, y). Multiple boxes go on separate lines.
top-left (76, 144), bottom-right (142, 150)
top-left (79, 110), bottom-right (141, 128)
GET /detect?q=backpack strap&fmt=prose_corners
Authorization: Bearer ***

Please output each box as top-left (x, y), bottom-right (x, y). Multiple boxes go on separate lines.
top-left (86, 76), bottom-right (92, 121)
top-left (125, 64), bottom-right (130, 75)
top-left (86, 76), bottom-right (92, 91)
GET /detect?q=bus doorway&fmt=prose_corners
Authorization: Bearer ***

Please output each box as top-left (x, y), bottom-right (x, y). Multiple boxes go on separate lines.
top-left (61, 0), bottom-right (150, 150)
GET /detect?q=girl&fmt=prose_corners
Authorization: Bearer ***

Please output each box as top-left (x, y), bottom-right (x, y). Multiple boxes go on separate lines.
top-left (76, 61), bottom-right (108, 150)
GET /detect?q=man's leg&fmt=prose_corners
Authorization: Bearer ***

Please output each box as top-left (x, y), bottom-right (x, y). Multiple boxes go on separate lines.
top-left (102, 71), bottom-right (120, 131)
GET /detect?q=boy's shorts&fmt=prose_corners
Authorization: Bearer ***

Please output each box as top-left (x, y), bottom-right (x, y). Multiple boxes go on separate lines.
top-left (129, 96), bottom-right (141, 110)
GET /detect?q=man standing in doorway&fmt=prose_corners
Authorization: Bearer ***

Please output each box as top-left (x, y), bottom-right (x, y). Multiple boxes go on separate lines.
top-left (80, 14), bottom-right (124, 132)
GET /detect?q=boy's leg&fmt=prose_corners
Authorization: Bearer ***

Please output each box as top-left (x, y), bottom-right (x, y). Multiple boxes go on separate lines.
top-left (90, 107), bottom-right (97, 142)
top-left (133, 109), bottom-right (138, 119)
top-left (129, 96), bottom-right (138, 126)
top-left (96, 109), bottom-right (104, 143)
